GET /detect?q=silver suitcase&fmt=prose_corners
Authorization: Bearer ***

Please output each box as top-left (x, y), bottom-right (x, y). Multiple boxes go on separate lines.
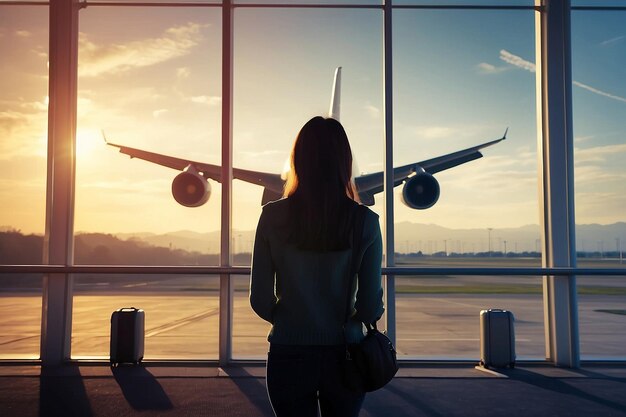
top-left (480, 309), bottom-right (515, 369)
top-left (110, 307), bottom-right (145, 366)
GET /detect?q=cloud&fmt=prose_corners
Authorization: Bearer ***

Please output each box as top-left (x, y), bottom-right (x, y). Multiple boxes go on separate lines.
top-left (177, 67), bottom-right (191, 79)
top-left (575, 143), bottom-right (626, 164)
top-left (601, 35), bottom-right (625, 46)
top-left (78, 23), bottom-right (205, 77)
top-left (415, 126), bottom-right (458, 140)
top-left (499, 49), bottom-right (626, 104)
top-left (572, 81), bottom-right (626, 104)
top-left (153, 109), bottom-right (168, 118)
top-left (476, 62), bottom-right (508, 75)
top-left (15, 30), bottom-right (31, 38)
top-left (574, 165), bottom-right (625, 185)
top-left (0, 110), bottom-right (29, 135)
top-left (190, 95), bottom-right (221, 106)
top-left (409, 124), bottom-right (491, 141)
top-left (0, 96), bottom-right (49, 160)
top-left (574, 135), bottom-right (594, 144)
top-left (80, 178), bottom-right (170, 194)
top-left (0, 178), bottom-right (45, 190)
top-left (575, 190), bottom-right (626, 224)
top-left (364, 102), bottom-right (380, 119)
top-left (499, 50), bottom-right (536, 73)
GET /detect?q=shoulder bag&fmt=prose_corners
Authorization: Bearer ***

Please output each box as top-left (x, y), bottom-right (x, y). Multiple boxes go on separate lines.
top-left (343, 205), bottom-right (399, 392)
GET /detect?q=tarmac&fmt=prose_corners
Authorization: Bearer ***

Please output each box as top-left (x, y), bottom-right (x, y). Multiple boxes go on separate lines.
top-left (1, 363), bottom-right (626, 417)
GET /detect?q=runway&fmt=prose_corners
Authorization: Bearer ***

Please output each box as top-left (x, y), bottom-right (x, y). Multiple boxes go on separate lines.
top-left (1, 283), bottom-right (624, 360)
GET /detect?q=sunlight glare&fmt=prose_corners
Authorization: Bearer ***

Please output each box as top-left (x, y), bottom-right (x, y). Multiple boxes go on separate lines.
top-left (76, 128), bottom-right (104, 161)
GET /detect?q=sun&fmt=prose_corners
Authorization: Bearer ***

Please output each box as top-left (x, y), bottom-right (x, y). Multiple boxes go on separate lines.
top-left (75, 128), bottom-right (105, 161)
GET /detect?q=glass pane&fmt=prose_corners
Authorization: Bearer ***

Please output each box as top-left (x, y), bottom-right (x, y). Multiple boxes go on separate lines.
top-left (232, 6), bottom-right (384, 269)
top-left (232, 275), bottom-right (269, 359)
top-left (393, 9), bottom-right (539, 266)
top-left (75, 6), bottom-right (222, 265)
top-left (71, 274), bottom-right (219, 359)
top-left (396, 275), bottom-right (544, 359)
top-left (0, 274), bottom-right (42, 359)
top-left (572, 10), bottom-right (626, 359)
top-left (0, 6), bottom-right (48, 251)
top-left (578, 274), bottom-right (626, 360)
top-left (392, 9), bottom-right (540, 358)
top-left (232, 7), bottom-right (383, 357)
top-left (572, 11), bottom-right (626, 268)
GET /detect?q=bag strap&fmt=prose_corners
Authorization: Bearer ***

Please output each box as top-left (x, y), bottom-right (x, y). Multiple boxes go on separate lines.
top-left (343, 204), bottom-right (366, 325)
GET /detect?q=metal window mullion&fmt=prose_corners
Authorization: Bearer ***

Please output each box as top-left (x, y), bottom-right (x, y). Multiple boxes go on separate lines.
top-left (382, 0), bottom-right (395, 345)
top-left (535, 0), bottom-right (579, 368)
top-left (219, 0), bottom-right (234, 367)
top-left (41, 0), bottom-right (78, 366)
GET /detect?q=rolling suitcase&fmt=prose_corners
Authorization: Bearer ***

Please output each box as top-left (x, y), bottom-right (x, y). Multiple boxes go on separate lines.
top-left (479, 309), bottom-right (515, 369)
top-left (110, 307), bottom-right (145, 366)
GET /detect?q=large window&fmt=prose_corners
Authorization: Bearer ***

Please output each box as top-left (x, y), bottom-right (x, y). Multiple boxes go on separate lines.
top-left (71, 274), bottom-right (220, 359)
top-left (0, 6), bottom-right (48, 248)
top-left (0, 5), bottom-right (48, 359)
top-left (69, 4), bottom-right (223, 360)
top-left (392, 7), bottom-right (542, 358)
top-left (2, 1), bottom-right (624, 364)
top-left (572, 9), bottom-right (626, 359)
top-left (231, 6), bottom-right (383, 354)
top-left (75, 5), bottom-right (222, 266)
top-left (393, 8), bottom-right (539, 261)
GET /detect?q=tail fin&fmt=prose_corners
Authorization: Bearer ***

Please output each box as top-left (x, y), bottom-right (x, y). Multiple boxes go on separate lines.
top-left (328, 67), bottom-right (342, 121)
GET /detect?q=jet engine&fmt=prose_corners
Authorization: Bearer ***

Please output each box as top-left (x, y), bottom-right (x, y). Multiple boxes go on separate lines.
top-left (171, 165), bottom-right (211, 207)
top-left (401, 172), bottom-right (440, 210)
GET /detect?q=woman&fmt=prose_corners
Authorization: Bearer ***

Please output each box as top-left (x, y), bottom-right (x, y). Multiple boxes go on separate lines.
top-left (250, 116), bottom-right (384, 417)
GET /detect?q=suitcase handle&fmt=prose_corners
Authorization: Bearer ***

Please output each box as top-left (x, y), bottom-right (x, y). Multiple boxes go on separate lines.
top-left (119, 307), bottom-right (140, 312)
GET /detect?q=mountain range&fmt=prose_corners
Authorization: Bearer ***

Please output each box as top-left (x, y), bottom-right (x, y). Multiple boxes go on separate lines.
top-left (112, 222), bottom-right (626, 255)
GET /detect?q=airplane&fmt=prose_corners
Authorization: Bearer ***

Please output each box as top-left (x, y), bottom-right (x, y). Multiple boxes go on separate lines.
top-left (104, 67), bottom-right (507, 210)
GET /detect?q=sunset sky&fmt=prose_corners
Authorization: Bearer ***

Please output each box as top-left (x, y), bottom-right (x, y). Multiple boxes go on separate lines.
top-left (0, 4), bottom-right (624, 241)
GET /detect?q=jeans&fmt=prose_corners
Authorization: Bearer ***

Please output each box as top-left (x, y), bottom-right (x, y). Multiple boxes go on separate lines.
top-left (266, 344), bottom-right (365, 417)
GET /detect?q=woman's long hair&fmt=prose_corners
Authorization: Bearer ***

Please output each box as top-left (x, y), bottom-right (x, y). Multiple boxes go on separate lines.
top-left (283, 116), bottom-right (359, 251)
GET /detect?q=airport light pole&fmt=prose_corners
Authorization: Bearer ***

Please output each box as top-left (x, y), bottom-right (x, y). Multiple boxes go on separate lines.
top-left (487, 228), bottom-right (493, 257)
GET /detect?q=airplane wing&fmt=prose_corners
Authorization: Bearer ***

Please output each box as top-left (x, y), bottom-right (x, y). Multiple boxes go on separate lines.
top-left (103, 66), bottom-right (346, 201)
top-left (354, 130), bottom-right (507, 201)
top-left (105, 140), bottom-right (285, 194)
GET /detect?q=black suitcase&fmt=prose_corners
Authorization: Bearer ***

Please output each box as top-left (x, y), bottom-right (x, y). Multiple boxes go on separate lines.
top-left (479, 308), bottom-right (515, 369)
top-left (110, 307), bottom-right (145, 366)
